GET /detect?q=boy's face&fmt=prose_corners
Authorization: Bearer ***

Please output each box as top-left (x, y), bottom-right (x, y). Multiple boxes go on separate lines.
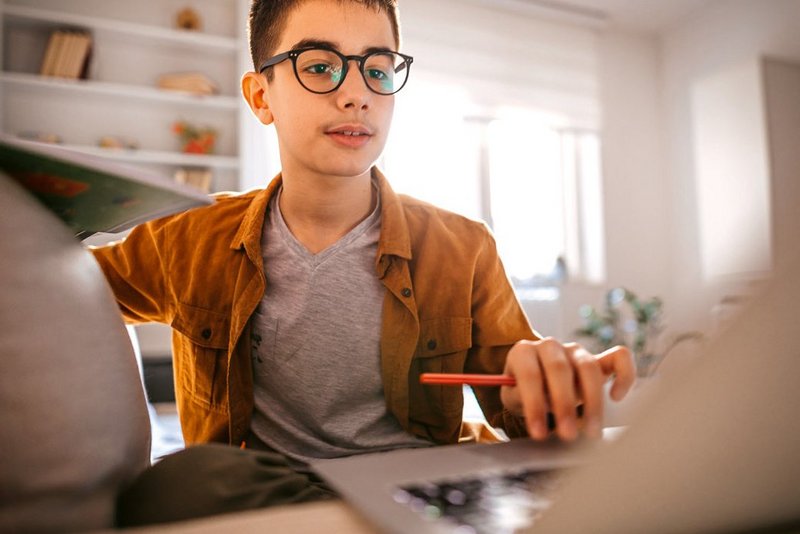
top-left (246, 0), bottom-right (397, 181)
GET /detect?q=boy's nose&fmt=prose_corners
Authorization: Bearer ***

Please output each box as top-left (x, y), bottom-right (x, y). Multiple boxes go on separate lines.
top-left (335, 62), bottom-right (371, 109)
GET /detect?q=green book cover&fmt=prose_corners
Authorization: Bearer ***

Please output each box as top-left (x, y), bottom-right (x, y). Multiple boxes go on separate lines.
top-left (0, 136), bottom-right (213, 239)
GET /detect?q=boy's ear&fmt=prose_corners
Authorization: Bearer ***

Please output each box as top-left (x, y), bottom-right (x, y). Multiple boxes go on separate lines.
top-left (241, 71), bottom-right (274, 126)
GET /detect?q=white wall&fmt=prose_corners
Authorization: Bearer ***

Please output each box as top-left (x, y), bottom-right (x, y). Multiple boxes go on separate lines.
top-left (599, 33), bottom-right (670, 290)
top-left (598, 31), bottom-right (669, 300)
top-left (561, 0), bottom-right (800, 350)
top-left (763, 58), bottom-right (800, 275)
top-left (661, 0), bottom-right (800, 334)
top-left (543, 30), bottom-right (669, 343)
top-left (691, 60), bottom-right (772, 281)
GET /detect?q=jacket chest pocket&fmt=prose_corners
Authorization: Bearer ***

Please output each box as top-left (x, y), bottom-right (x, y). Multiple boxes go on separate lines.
top-left (171, 302), bottom-right (231, 412)
top-left (411, 317), bottom-right (473, 415)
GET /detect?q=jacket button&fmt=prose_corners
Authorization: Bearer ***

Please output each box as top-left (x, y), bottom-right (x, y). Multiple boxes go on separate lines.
top-left (427, 339), bottom-right (437, 350)
top-left (201, 328), bottom-right (212, 340)
top-left (401, 287), bottom-right (412, 298)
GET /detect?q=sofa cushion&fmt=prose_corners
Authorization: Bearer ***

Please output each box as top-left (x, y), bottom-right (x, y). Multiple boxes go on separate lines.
top-left (0, 173), bottom-right (151, 532)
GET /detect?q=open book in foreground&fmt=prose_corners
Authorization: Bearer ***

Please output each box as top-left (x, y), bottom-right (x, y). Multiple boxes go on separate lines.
top-left (0, 135), bottom-right (213, 239)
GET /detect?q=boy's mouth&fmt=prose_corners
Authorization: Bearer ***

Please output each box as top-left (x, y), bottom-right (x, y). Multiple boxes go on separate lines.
top-left (325, 125), bottom-right (373, 148)
top-left (331, 130), bottom-right (368, 136)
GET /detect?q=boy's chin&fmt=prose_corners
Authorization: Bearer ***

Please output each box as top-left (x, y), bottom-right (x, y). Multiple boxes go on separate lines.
top-left (313, 160), bottom-right (378, 179)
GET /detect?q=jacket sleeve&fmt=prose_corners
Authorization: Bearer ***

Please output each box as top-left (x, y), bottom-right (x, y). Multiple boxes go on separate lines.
top-left (464, 226), bottom-right (540, 438)
top-left (89, 218), bottom-right (172, 324)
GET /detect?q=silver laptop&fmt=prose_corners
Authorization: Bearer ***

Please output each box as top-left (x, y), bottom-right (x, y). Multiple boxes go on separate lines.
top-left (314, 255), bottom-right (800, 534)
top-left (313, 434), bottom-right (608, 534)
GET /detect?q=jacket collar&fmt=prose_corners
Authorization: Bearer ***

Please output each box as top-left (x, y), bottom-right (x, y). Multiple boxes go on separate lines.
top-left (229, 174), bottom-right (282, 256)
top-left (373, 167), bottom-right (412, 262)
top-left (229, 168), bottom-right (412, 268)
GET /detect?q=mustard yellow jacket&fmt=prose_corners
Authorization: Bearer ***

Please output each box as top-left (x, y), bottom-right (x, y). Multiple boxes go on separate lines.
top-left (92, 169), bottom-right (536, 446)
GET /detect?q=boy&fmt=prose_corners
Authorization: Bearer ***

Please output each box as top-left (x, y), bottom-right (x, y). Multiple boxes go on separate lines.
top-left (95, 0), bottom-right (634, 525)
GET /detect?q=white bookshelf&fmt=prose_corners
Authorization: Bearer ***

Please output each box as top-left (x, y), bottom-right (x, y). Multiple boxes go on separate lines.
top-left (3, 4), bottom-right (239, 51)
top-left (59, 143), bottom-right (240, 169)
top-left (0, 0), bottom-right (250, 192)
top-left (0, 72), bottom-right (241, 109)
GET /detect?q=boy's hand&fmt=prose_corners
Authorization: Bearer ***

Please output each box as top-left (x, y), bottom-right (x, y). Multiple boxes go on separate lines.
top-left (500, 338), bottom-right (635, 441)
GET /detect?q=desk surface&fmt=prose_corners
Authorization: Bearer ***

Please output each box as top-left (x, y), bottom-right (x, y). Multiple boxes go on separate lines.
top-left (129, 500), bottom-right (375, 534)
top-left (126, 428), bottom-right (629, 534)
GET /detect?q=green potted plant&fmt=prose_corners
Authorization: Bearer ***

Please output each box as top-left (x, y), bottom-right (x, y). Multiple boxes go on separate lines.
top-left (575, 287), bottom-right (702, 378)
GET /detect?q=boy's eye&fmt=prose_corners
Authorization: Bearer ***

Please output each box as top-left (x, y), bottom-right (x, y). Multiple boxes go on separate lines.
top-left (366, 68), bottom-right (395, 92)
top-left (366, 68), bottom-right (388, 80)
top-left (302, 63), bottom-right (334, 75)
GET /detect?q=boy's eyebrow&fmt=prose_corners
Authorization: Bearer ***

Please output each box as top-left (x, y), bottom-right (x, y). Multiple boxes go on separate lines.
top-left (291, 38), bottom-right (339, 50)
top-left (289, 38), bottom-right (396, 54)
top-left (363, 45), bottom-right (396, 55)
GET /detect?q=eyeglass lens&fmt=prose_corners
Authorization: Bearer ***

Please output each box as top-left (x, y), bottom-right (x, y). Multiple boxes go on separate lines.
top-left (294, 49), bottom-right (408, 94)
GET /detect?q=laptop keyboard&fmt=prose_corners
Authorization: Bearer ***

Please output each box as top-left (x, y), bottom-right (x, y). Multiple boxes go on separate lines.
top-left (393, 468), bottom-right (562, 533)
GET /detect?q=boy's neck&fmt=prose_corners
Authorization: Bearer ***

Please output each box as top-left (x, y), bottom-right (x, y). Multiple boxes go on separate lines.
top-left (278, 169), bottom-right (377, 255)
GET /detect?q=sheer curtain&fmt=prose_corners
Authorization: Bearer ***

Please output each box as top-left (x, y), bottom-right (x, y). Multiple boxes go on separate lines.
top-left (396, 0), bottom-right (600, 124)
top-left (383, 0), bottom-right (604, 283)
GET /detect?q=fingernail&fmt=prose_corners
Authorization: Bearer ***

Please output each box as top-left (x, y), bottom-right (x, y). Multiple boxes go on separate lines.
top-left (611, 383), bottom-right (631, 401)
top-left (529, 420), bottom-right (547, 440)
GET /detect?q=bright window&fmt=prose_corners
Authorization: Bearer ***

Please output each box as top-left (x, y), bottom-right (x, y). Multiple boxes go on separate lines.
top-left (486, 119), bottom-right (564, 281)
top-left (382, 84), bottom-right (605, 287)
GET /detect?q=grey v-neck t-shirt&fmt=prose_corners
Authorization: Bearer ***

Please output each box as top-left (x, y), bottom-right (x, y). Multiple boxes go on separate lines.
top-left (247, 185), bottom-right (431, 467)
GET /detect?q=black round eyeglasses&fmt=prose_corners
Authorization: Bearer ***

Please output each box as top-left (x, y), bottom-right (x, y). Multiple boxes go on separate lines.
top-left (258, 47), bottom-right (414, 96)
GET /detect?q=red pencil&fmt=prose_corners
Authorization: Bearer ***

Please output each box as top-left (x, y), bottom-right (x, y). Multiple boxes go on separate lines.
top-left (419, 373), bottom-right (517, 387)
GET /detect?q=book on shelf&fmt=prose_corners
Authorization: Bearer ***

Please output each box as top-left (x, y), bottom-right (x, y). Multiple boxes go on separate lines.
top-left (39, 31), bottom-right (61, 76)
top-left (0, 135), bottom-right (212, 240)
top-left (157, 72), bottom-right (219, 95)
top-left (40, 30), bottom-right (93, 79)
top-left (174, 167), bottom-right (212, 193)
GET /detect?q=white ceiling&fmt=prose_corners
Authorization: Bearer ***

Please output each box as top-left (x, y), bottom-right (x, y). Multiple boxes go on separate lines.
top-left (574, 0), bottom-right (714, 32)
top-left (510, 0), bottom-right (715, 33)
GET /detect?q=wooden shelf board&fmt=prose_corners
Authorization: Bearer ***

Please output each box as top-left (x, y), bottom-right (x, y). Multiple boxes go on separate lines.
top-left (3, 4), bottom-right (238, 52)
top-left (0, 71), bottom-right (240, 109)
top-left (59, 143), bottom-right (240, 170)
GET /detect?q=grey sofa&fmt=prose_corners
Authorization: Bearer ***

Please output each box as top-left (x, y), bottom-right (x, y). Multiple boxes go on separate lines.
top-left (0, 173), bottom-right (151, 532)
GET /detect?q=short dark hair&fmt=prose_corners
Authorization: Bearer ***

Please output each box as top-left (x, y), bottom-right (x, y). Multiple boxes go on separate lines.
top-left (248, 0), bottom-right (401, 73)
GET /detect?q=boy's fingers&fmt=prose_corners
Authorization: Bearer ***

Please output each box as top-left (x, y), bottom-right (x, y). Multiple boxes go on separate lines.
top-left (536, 339), bottom-right (578, 441)
top-left (597, 345), bottom-right (636, 400)
top-left (502, 339), bottom-right (624, 442)
top-left (502, 342), bottom-right (549, 440)
top-left (565, 344), bottom-right (604, 438)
